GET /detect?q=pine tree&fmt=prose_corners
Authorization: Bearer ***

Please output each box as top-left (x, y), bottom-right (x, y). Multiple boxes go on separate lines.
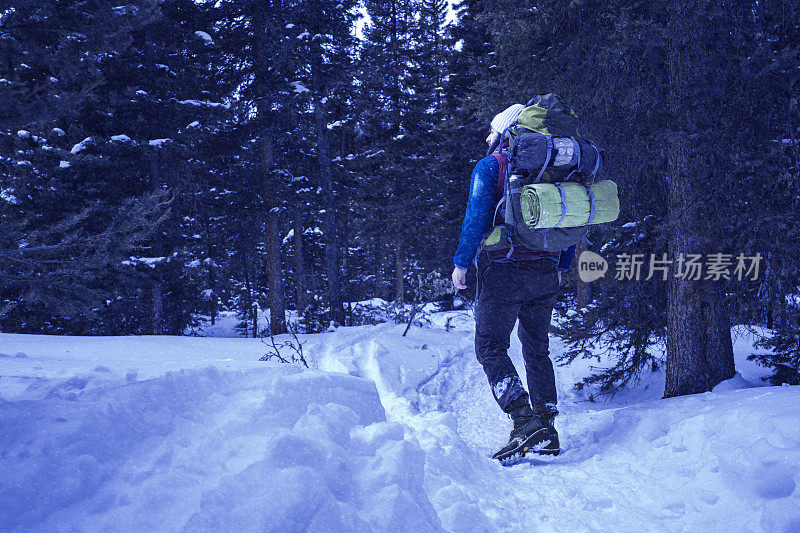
top-left (212, 0), bottom-right (298, 335)
top-left (0, 0), bottom-right (174, 332)
top-left (77, 0), bottom-right (229, 334)
top-left (733, 0), bottom-right (800, 385)
top-left (289, 0), bottom-right (359, 326)
top-left (357, 0), bottom-right (455, 305)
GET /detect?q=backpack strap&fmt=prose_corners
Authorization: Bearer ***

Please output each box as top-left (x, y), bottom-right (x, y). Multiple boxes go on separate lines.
top-left (565, 136), bottom-right (580, 183)
top-left (490, 153), bottom-right (508, 225)
top-left (480, 154), bottom-right (514, 258)
top-left (534, 135), bottom-right (554, 183)
top-left (585, 139), bottom-right (602, 184)
top-left (487, 153), bottom-right (515, 259)
top-left (502, 155), bottom-right (515, 258)
top-left (554, 182), bottom-right (568, 227)
top-left (493, 153), bottom-right (508, 199)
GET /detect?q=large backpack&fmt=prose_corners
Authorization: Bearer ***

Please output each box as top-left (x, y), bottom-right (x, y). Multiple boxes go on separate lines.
top-left (482, 94), bottom-right (611, 255)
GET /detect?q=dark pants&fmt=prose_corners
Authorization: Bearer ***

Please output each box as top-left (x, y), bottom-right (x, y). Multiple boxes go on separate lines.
top-left (474, 258), bottom-right (560, 413)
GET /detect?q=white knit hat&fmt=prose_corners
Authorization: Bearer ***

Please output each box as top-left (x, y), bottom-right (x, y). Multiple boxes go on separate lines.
top-left (490, 104), bottom-right (525, 134)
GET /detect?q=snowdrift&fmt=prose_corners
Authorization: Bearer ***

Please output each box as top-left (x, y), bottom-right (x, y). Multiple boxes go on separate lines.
top-left (0, 355), bottom-right (439, 531)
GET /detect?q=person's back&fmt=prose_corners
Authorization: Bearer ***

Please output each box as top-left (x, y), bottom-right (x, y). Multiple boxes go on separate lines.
top-left (452, 99), bottom-right (578, 465)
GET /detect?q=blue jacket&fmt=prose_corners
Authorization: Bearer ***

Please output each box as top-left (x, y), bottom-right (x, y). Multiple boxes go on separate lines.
top-left (454, 155), bottom-right (575, 270)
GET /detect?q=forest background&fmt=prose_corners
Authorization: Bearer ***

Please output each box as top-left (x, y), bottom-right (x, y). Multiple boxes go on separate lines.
top-left (1, 0), bottom-right (798, 394)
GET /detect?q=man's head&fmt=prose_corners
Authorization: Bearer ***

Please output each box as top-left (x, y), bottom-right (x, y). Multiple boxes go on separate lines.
top-left (485, 130), bottom-right (502, 154)
top-left (486, 103), bottom-right (524, 155)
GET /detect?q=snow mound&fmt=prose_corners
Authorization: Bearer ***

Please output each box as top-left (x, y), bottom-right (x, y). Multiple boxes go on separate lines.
top-left (712, 371), bottom-right (755, 391)
top-left (0, 364), bottom-right (441, 532)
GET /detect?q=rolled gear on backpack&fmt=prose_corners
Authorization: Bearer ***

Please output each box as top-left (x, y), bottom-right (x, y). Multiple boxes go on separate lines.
top-left (482, 219), bottom-right (589, 253)
top-left (520, 180), bottom-right (620, 229)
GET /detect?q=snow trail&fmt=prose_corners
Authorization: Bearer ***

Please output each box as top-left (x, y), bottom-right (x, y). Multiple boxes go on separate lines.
top-left (307, 323), bottom-right (800, 532)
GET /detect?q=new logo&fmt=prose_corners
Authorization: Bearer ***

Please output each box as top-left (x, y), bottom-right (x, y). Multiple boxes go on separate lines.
top-left (578, 250), bottom-right (608, 283)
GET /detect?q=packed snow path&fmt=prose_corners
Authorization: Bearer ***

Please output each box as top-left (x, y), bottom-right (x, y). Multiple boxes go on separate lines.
top-left (1, 317), bottom-right (799, 532)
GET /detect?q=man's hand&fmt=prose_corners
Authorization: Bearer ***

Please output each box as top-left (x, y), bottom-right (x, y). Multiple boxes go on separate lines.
top-left (452, 266), bottom-right (467, 290)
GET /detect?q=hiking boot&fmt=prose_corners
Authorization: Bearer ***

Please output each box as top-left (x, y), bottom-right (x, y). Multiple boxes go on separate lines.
top-left (532, 403), bottom-right (560, 456)
top-left (492, 398), bottom-right (553, 465)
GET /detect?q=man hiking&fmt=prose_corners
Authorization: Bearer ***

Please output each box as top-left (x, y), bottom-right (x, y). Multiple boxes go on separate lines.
top-left (452, 100), bottom-right (577, 465)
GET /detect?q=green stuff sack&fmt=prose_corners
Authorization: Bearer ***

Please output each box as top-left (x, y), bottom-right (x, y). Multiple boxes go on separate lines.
top-left (519, 180), bottom-right (620, 229)
top-left (511, 94), bottom-right (580, 137)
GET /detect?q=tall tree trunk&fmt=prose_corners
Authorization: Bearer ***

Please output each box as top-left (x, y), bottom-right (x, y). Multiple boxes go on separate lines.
top-left (388, 0), bottom-right (405, 308)
top-left (151, 275), bottom-right (163, 335)
top-left (244, 261), bottom-right (253, 338)
top-left (395, 237), bottom-right (404, 305)
top-left (390, 0), bottom-right (401, 136)
top-left (148, 151), bottom-right (164, 336)
top-left (265, 206), bottom-right (286, 334)
top-left (341, 213), bottom-right (352, 325)
top-left (664, 0), bottom-right (734, 397)
top-left (209, 268), bottom-right (217, 326)
top-left (202, 208), bottom-right (217, 326)
top-left (376, 231), bottom-right (385, 300)
top-left (210, 294), bottom-right (217, 326)
top-left (253, 5), bottom-right (286, 335)
top-left (144, 25), bottom-right (165, 336)
top-left (293, 208), bottom-right (307, 316)
top-left (311, 53), bottom-right (345, 325)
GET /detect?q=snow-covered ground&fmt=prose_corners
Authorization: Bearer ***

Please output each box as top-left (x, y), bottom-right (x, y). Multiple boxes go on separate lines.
top-left (1, 314), bottom-right (799, 532)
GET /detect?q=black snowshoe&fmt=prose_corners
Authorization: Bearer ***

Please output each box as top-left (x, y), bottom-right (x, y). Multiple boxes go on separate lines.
top-left (493, 400), bottom-right (560, 466)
